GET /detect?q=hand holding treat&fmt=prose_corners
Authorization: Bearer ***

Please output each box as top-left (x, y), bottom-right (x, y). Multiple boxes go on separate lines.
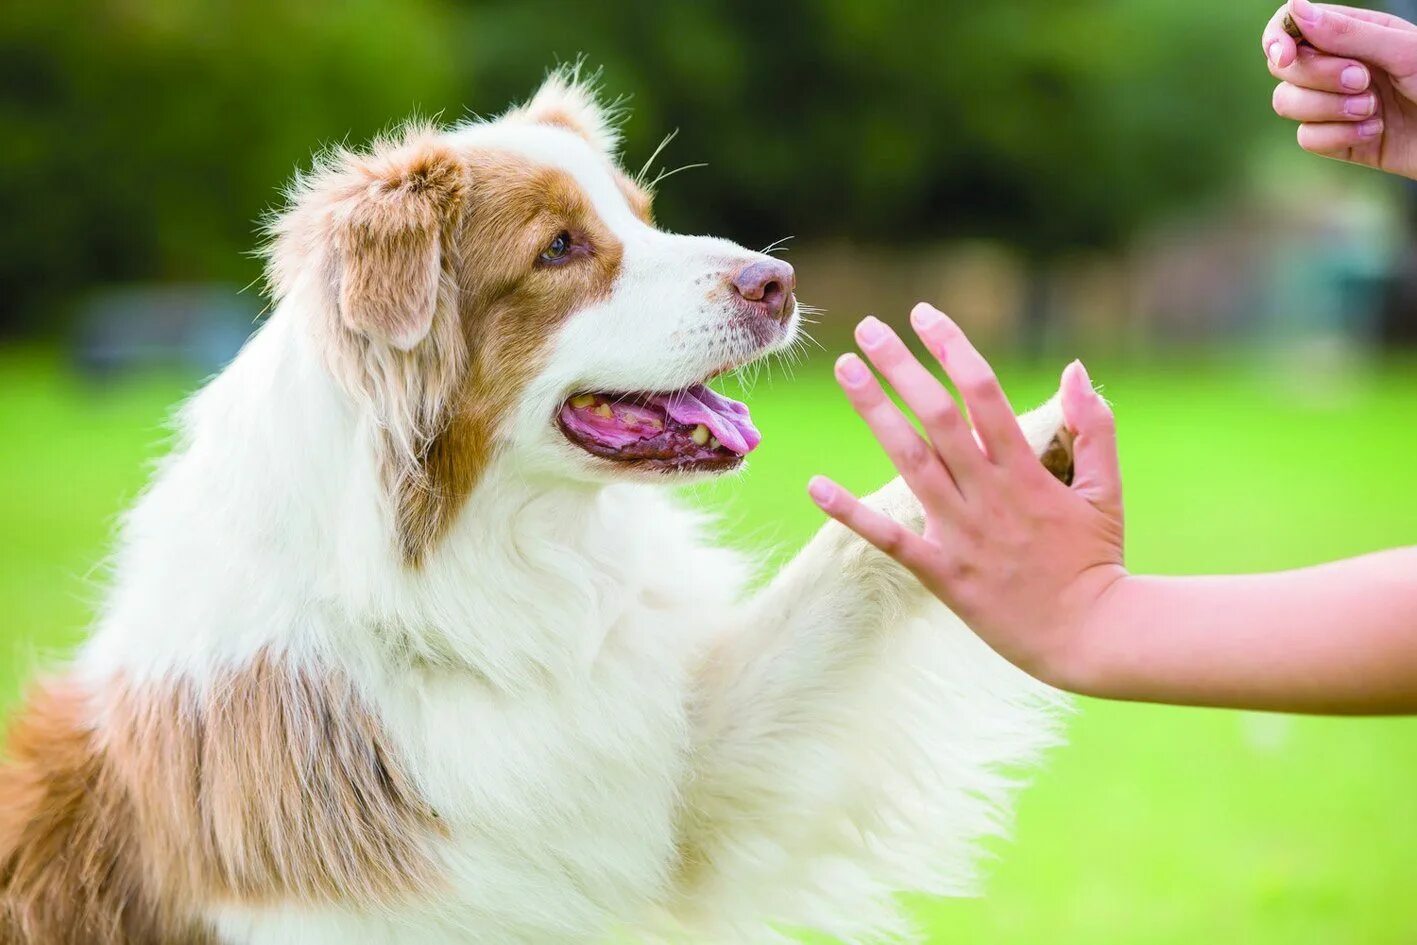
top-left (1264, 0), bottom-right (1417, 179)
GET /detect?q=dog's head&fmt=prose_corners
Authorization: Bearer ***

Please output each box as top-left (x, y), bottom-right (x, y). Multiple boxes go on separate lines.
top-left (265, 69), bottom-right (799, 561)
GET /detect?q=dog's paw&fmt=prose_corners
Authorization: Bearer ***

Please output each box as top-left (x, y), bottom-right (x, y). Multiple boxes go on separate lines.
top-left (861, 476), bottom-right (925, 534)
top-left (1016, 392), bottom-right (1074, 485)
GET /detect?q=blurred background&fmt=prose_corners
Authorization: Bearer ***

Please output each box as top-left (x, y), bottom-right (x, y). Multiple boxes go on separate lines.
top-left (2, 1), bottom-right (1416, 942)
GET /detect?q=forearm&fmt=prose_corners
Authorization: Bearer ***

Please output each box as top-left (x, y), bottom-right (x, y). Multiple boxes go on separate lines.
top-left (1064, 547), bottom-right (1417, 713)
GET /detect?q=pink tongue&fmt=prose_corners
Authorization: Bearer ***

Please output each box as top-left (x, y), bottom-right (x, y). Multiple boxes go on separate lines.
top-left (649, 384), bottom-right (760, 455)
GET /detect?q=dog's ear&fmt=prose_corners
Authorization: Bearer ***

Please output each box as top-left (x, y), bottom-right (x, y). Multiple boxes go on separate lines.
top-left (329, 136), bottom-right (467, 351)
top-left (510, 65), bottom-right (623, 156)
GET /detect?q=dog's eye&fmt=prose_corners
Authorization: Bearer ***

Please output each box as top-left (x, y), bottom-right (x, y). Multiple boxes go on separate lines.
top-left (539, 231), bottom-right (573, 264)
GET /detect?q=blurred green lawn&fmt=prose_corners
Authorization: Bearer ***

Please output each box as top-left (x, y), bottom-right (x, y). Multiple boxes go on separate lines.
top-left (2, 348), bottom-right (1416, 944)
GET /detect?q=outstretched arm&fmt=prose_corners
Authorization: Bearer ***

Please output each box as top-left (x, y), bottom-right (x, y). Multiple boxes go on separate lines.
top-left (810, 303), bottom-right (1417, 715)
top-left (1065, 553), bottom-right (1417, 714)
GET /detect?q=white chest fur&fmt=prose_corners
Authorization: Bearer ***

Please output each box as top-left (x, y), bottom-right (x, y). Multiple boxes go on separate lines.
top-left (378, 615), bottom-right (695, 941)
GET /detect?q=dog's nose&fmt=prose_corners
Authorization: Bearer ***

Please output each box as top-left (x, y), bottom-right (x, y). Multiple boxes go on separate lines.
top-left (730, 259), bottom-right (796, 321)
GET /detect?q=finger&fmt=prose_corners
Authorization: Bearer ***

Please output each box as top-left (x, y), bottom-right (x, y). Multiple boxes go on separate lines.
top-left (909, 303), bottom-right (1033, 468)
top-left (1287, 0), bottom-right (1417, 76)
top-left (1272, 81), bottom-right (1377, 121)
top-left (807, 476), bottom-right (931, 569)
top-left (1061, 361), bottom-right (1122, 515)
top-left (1296, 117), bottom-right (1384, 155)
top-left (834, 353), bottom-right (961, 511)
top-left (853, 316), bottom-right (987, 489)
top-left (1268, 46), bottom-right (1371, 93)
top-left (1263, 4), bottom-right (1300, 69)
top-left (1309, 2), bottom-right (1417, 33)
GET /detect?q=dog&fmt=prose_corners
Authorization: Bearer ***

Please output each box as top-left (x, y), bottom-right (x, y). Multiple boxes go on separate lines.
top-left (0, 69), bottom-right (1072, 945)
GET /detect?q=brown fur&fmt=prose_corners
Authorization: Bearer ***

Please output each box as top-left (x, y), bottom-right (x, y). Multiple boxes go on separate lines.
top-left (267, 119), bottom-right (634, 565)
top-left (0, 682), bottom-right (212, 945)
top-left (615, 173), bottom-right (655, 225)
top-left (0, 657), bottom-right (443, 943)
top-left (332, 139), bottom-right (468, 350)
top-left (387, 150), bottom-right (627, 563)
top-left (1040, 431), bottom-right (1075, 485)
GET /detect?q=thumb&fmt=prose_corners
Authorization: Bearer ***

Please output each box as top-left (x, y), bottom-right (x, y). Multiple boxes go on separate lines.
top-left (1061, 360), bottom-right (1122, 515)
top-left (1289, 0), bottom-right (1417, 78)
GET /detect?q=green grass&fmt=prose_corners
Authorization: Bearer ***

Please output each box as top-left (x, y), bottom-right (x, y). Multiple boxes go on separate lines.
top-left (3, 348), bottom-right (1417, 943)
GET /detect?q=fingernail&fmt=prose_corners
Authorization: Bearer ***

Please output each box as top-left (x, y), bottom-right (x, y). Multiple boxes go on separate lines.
top-left (807, 476), bottom-right (834, 506)
top-left (1267, 41), bottom-right (1283, 66)
top-left (910, 303), bottom-right (944, 330)
top-left (1340, 64), bottom-right (1369, 91)
top-left (856, 315), bottom-right (887, 347)
top-left (1291, 0), bottom-right (1319, 25)
top-left (836, 353), bottom-right (870, 386)
top-left (1359, 118), bottom-right (1384, 137)
top-left (1345, 94), bottom-right (1376, 117)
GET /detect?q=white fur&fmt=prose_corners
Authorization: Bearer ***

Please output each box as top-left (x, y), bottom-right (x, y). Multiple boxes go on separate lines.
top-left (77, 84), bottom-right (1066, 945)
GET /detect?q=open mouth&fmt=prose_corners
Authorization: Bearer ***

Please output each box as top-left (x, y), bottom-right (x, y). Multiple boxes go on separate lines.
top-left (557, 383), bottom-right (760, 472)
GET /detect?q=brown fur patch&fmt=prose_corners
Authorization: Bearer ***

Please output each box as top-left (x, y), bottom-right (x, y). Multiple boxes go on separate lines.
top-left (391, 153), bottom-right (625, 563)
top-left (1, 658), bottom-right (443, 943)
top-left (1039, 431), bottom-right (1075, 485)
top-left (615, 173), bottom-right (654, 225)
top-left (532, 106), bottom-right (598, 142)
top-left (0, 682), bottom-right (213, 945)
top-left (333, 139), bottom-right (468, 350)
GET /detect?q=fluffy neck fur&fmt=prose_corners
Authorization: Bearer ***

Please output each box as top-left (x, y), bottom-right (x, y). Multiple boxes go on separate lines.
top-left (80, 298), bottom-right (685, 695)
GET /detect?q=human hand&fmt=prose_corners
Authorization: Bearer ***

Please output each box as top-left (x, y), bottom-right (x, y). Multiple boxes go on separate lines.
top-left (1265, 0), bottom-right (1417, 178)
top-left (806, 305), bottom-right (1127, 689)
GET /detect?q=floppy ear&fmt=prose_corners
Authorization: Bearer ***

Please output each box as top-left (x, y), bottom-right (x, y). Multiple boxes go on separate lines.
top-left (330, 136), bottom-right (467, 351)
top-left (511, 65), bottom-right (623, 156)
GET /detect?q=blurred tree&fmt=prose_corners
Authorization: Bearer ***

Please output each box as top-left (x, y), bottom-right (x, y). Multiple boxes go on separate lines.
top-left (0, 0), bottom-right (462, 334)
top-left (0, 0), bottom-right (1279, 335)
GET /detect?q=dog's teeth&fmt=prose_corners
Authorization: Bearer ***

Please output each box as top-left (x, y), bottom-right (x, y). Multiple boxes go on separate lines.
top-left (708, 436), bottom-right (721, 450)
top-left (594, 403), bottom-right (614, 419)
top-left (690, 424), bottom-right (710, 446)
top-left (646, 417), bottom-right (663, 431)
top-left (570, 393), bottom-right (596, 409)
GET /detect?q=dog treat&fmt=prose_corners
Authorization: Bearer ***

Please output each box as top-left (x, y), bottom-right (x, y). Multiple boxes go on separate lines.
top-left (1282, 12), bottom-right (1304, 40)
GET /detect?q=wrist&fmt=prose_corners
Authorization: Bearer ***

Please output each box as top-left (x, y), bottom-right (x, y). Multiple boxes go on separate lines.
top-left (1039, 566), bottom-right (1133, 697)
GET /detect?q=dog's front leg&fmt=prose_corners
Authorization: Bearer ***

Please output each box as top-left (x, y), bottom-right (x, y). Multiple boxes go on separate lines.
top-left (662, 396), bottom-right (1072, 943)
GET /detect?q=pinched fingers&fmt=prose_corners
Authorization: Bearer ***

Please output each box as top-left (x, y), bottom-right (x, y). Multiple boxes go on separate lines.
top-left (852, 316), bottom-right (985, 489)
top-left (1268, 45), bottom-right (1371, 93)
top-left (1285, 0), bottom-right (1417, 77)
top-left (833, 353), bottom-right (960, 513)
top-left (1273, 81), bottom-right (1377, 121)
top-left (1263, 3), bottom-right (1301, 69)
top-left (1318, 3), bottom-right (1417, 30)
top-left (908, 304), bottom-right (1033, 469)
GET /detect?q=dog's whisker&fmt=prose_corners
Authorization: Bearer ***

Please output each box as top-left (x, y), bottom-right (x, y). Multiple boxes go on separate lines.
top-left (648, 161), bottom-right (707, 191)
top-left (636, 128), bottom-right (680, 186)
top-left (759, 235), bottom-right (796, 256)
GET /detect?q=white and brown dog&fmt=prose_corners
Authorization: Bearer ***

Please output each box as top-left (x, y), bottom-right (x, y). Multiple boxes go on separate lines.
top-left (0, 71), bottom-right (1072, 945)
